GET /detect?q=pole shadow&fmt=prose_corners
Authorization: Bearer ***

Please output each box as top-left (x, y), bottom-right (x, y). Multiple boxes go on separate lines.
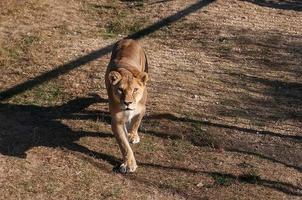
top-left (241, 0), bottom-right (302, 11)
top-left (0, 0), bottom-right (215, 101)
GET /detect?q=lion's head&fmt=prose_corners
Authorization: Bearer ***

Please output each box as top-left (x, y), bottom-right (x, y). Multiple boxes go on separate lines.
top-left (108, 68), bottom-right (148, 110)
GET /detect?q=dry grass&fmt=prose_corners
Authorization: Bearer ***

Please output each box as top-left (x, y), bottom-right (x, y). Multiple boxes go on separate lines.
top-left (0, 0), bottom-right (302, 199)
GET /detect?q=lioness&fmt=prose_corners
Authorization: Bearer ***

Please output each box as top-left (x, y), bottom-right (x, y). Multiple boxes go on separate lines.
top-left (105, 39), bottom-right (148, 173)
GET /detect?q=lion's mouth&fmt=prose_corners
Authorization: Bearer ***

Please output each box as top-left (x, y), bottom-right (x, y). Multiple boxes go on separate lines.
top-left (122, 107), bottom-right (133, 111)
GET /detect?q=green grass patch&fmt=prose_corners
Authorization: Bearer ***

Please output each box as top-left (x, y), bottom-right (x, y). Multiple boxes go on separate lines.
top-left (84, 1), bottom-right (147, 38)
top-left (212, 173), bottom-right (234, 186)
top-left (240, 170), bottom-right (260, 184)
top-left (20, 180), bottom-right (38, 193)
top-left (5, 46), bottom-right (22, 60)
top-left (102, 11), bottom-right (146, 38)
top-left (54, 22), bottom-right (73, 35)
top-left (100, 187), bottom-right (123, 199)
top-left (151, 26), bottom-right (172, 38)
top-left (216, 36), bottom-right (235, 53)
top-left (124, 0), bottom-right (145, 7)
top-left (9, 82), bottom-right (64, 106)
top-left (137, 135), bottom-right (161, 154)
top-left (88, 2), bottom-right (117, 12)
top-left (160, 176), bottom-right (191, 192)
top-left (190, 120), bottom-right (222, 148)
top-left (21, 35), bottom-right (39, 46)
top-left (0, 34), bottom-right (39, 66)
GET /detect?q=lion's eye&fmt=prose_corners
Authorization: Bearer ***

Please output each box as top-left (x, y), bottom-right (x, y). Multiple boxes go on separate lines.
top-left (117, 88), bottom-right (123, 94)
top-left (133, 88), bottom-right (139, 93)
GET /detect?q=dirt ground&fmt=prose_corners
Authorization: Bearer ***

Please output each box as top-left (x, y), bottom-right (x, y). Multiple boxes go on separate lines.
top-left (0, 0), bottom-right (301, 199)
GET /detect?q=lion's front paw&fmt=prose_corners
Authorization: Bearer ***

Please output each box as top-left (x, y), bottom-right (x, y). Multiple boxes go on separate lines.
top-left (129, 133), bottom-right (140, 144)
top-left (119, 162), bottom-right (137, 173)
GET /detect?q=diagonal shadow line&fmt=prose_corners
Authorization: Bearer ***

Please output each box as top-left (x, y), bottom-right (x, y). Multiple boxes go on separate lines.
top-left (70, 145), bottom-right (302, 196)
top-left (136, 163), bottom-right (302, 196)
top-left (0, 44), bottom-right (113, 101)
top-left (143, 114), bottom-right (302, 172)
top-left (66, 143), bottom-right (121, 167)
top-left (149, 0), bottom-right (175, 5)
top-left (145, 113), bottom-right (302, 141)
top-left (71, 149), bottom-right (195, 199)
top-left (228, 148), bottom-right (302, 172)
top-left (240, 0), bottom-right (302, 12)
top-left (128, 0), bottom-right (215, 40)
top-left (0, 0), bottom-right (215, 101)
top-left (125, 0), bottom-right (175, 7)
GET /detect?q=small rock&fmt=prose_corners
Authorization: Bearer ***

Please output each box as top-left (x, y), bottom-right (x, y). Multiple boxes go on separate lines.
top-left (197, 181), bottom-right (204, 187)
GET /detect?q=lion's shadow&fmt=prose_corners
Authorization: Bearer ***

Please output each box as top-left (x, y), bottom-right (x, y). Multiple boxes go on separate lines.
top-left (0, 95), bottom-right (118, 164)
top-left (1, 95), bottom-right (301, 196)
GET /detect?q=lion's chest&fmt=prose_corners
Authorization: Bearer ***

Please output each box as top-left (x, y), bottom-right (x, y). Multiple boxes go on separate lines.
top-left (125, 110), bottom-right (135, 123)
top-left (124, 110), bottom-right (135, 134)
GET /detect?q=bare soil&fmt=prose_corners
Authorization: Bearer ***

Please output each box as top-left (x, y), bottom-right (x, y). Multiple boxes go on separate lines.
top-left (0, 0), bottom-right (301, 199)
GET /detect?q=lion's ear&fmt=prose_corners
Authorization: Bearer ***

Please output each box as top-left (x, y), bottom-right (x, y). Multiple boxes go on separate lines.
top-left (108, 71), bottom-right (122, 85)
top-left (139, 72), bottom-right (148, 85)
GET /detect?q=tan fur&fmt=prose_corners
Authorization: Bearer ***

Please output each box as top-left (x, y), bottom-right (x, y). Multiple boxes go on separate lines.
top-left (105, 39), bottom-right (148, 173)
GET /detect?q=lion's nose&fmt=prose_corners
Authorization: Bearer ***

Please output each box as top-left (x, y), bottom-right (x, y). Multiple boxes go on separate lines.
top-left (124, 101), bottom-right (132, 106)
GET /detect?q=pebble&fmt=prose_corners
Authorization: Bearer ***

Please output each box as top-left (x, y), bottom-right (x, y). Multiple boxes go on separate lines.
top-left (197, 181), bottom-right (204, 187)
